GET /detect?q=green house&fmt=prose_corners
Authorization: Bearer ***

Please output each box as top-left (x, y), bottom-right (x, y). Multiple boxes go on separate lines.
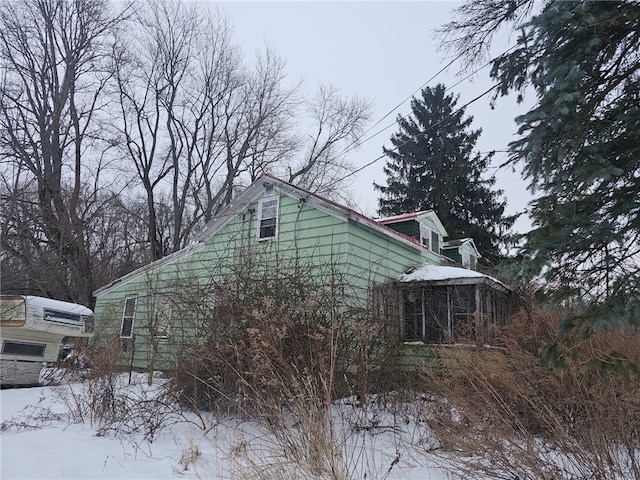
top-left (92, 175), bottom-right (514, 370)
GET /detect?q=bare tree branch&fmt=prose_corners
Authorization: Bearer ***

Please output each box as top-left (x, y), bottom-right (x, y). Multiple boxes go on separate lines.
top-left (0, 0), bottom-right (129, 305)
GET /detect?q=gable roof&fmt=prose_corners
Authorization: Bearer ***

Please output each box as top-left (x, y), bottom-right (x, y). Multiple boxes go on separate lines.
top-left (377, 210), bottom-right (448, 237)
top-left (195, 174), bottom-right (431, 252)
top-left (93, 242), bottom-right (205, 296)
top-left (443, 238), bottom-right (481, 257)
top-left (94, 175), bottom-right (441, 297)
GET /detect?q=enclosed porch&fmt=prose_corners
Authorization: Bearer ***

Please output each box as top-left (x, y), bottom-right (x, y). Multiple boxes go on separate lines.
top-left (396, 265), bottom-right (515, 345)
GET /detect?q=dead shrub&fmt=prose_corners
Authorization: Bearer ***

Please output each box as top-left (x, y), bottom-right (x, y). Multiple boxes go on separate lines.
top-left (172, 257), bottom-right (396, 415)
top-left (169, 256), bottom-right (402, 479)
top-left (53, 308), bottom-right (189, 439)
top-left (420, 308), bottom-right (640, 479)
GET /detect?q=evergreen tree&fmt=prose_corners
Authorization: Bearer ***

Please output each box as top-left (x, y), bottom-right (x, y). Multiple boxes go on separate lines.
top-left (375, 84), bottom-right (516, 266)
top-left (486, 1), bottom-right (640, 328)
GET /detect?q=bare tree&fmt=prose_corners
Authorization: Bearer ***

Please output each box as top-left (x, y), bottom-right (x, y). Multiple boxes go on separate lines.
top-left (436, 0), bottom-right (536, 71)
top-left (114, 2), bottom-right (300, 260)
top-left (0, 0), bottom-right (126, 305)
top-left (113, 0), bottom-right (197, 260)
top-left (205, 44), bottom-right (299, 219)
top-left (287, 83), bottom-right (372, 202)
top-left (0, 171), bottom-right (149, 305)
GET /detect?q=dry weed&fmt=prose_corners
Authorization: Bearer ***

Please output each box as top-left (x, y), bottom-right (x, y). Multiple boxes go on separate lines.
top-left (420, 308), bottom-right (640, 480)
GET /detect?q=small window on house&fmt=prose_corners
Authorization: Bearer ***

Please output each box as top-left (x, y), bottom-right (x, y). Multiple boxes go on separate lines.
top-left (420, 224), bottom-right (440, 254)
top-left (431, 230), bottom-right (440, 254)
top-left (120, 296), bottom-right (137, 338)
top-left (153, 296), bottom-right (171, 338)
top-left (258, 197), bottom-right (279, 240)
top-left (420, 224), bottom-right (430, 249)
top-left (463, 252), bottom-right (478, 270)
top-left (403, 289), bottom-right (423, 340)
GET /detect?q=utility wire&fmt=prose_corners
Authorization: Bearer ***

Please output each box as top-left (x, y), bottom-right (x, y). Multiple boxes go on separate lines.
top-left (335, 43), bottom-right (518, 163)
top-left (353, 49), bottom-right (469, 146)
top-left (334, 83), bottom-right (501, 186)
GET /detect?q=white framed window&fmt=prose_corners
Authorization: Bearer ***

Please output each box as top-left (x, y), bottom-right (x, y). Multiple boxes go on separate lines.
top-left (420, 224), bottom-right (430, 249)
top-left (463, 252), bottom-right (477, 270)
top-left (257, 197), bottom-right (279, 240)
top-left (120, 296), bottom-right (138, 338)
top-left (431, 230), bottom-right (440, 253)
top-left (420, 224), bottom-right (440, 253)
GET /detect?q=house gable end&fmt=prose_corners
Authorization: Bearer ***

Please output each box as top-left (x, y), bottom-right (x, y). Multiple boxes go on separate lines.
top-left (376, 210), bottom-right (449, 255)
top-left (196, 175), bottom-right (429, 254)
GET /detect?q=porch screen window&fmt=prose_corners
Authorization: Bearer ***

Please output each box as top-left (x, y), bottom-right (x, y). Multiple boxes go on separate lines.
top-left (258, 198), bottom-right (278, 240)
top-left (120, 296), bottom-right (137, 338)
top-left (404, 290), bottom-right (423, 339)
top-left (402, 286), bottom-right (473, 343)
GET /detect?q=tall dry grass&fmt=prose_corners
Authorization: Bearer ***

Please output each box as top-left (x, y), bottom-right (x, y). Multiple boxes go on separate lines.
top-left (420, 308), bottom-right (640, 479)
top-left (171, 259), bottom-right (401, 479)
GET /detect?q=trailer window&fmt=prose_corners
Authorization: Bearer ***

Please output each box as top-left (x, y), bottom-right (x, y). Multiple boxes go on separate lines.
top-left (120, 296), bottom-right (137, 338)
top-left (44, 308), bottom-right (83, 326)
top-left (2, 340), bottom-right (46, 357)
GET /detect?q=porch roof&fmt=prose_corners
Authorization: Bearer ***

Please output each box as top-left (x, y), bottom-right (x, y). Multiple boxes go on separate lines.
top-left (396, 264), bottom-right (509, 291)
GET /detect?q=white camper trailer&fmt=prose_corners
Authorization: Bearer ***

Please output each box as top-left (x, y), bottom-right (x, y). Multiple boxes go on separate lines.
top-left (0, 295), bottom-right (94, 386)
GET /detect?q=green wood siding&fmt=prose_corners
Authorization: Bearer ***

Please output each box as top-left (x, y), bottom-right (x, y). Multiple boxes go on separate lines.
top-left (92, 185), bottom-right (447, 370)
top-left (417, 216), bottom-right (442, 235)
top-left (384, 220), bottom-right (420, 240)
top-left (343, 220), bottom-right (421, 290)
top-left (457, 241), bottom-right (476, 258)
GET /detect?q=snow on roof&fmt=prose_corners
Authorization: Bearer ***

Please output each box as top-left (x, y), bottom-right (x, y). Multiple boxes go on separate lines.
top-left (377, 210), bottom-right (448, 236)
top-left (377, 211), bottom-right (427, 223)
top-left (397, 264), bottom-right (504, 287)
top-left (24, 296), bottom-right (93, 316)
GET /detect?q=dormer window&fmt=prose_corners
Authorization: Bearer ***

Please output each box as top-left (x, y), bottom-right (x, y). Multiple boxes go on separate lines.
top-left (420, 224), bottom-right (429, 248)
top-left (431, 230), bottom-right (440, 253)
top-left (420, 224), bottom-right (440, 254)
top-left (463, 252), bottom-right (477, 270)
top-left (258, 197), bottom-right (279, 240)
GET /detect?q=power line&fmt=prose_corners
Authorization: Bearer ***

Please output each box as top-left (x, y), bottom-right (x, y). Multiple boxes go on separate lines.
top-left (353, 49), bottom-right (468, 145)
top-left (334, 83), bottom-right (501, 186)
top-left (335, 43), bottom-right (518, 162)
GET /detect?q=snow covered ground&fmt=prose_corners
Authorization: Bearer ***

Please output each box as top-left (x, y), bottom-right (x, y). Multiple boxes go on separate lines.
top-left (1, 370), bottom-right (458, 480)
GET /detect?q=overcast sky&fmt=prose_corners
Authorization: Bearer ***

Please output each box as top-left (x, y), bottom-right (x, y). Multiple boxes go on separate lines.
top-left (217, 1), bottom-right (536, 233)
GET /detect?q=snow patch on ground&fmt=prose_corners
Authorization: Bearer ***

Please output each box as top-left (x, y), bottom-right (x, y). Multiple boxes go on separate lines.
top-left (1, 371), bottom-right (457, 480)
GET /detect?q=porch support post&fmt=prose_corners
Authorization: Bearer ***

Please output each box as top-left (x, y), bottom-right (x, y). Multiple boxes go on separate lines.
top-left (447, 286), bottom-right (452, 338)
top-left (421, 287), bottom-right (426, 339)
top-left (475, 284), bottom-right (482, 343)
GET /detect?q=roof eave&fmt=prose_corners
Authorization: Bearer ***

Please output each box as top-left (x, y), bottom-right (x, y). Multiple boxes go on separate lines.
top-left (396, 275), bottom-right (510, 292)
